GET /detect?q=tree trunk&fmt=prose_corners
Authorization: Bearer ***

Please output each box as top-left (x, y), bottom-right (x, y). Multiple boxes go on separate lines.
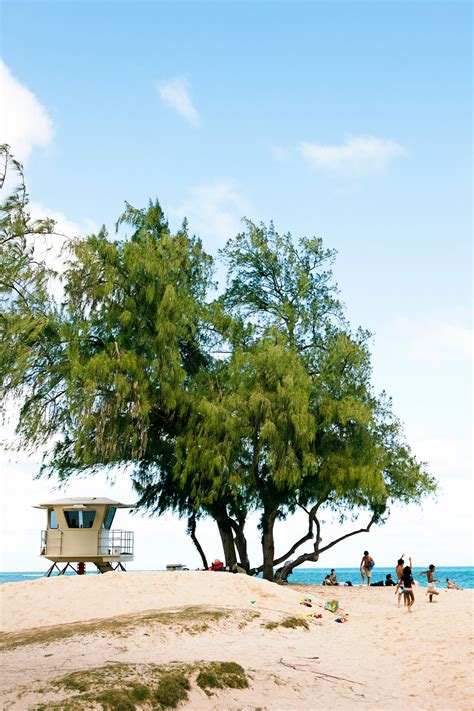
top-left (229, 518), bottom-right (250, 571)
top-left (261, 510), bottom-right (277, 581)
top-left (187, 514), bottom-right (208, 570)
top-left (216, 516), bottom-right (237, 569)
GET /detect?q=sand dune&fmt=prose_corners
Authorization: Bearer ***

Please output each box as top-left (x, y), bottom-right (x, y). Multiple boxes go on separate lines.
top-left (1, 572), bottom-right (473, 709)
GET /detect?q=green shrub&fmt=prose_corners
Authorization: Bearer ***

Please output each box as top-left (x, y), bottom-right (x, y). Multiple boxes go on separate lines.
top-left (96, 688), bottom-right (136, 710)
top-left (154, 672), bottom-right (190, 708)
top-left (131, 683), bottom-right (151, 701)
top-left (197, 662), bottom-right (248, 693)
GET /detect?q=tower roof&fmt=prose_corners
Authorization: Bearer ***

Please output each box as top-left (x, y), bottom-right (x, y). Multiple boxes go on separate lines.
top-left (34, 497), bottom-right (134, 509)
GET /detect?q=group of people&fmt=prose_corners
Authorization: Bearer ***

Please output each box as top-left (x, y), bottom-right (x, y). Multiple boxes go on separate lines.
top-left (322, 570), bottom-right (353, 587)
top-left (394, 555), bottom-right (443, 612)
top-left (323, 551), bottom-right (463, 612)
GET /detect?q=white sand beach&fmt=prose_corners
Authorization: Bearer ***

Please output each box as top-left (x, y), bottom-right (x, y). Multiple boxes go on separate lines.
top-left (1, 571), bottom-right (473, 710)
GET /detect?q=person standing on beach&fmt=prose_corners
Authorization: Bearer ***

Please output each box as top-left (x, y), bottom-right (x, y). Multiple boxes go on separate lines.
top-left (396, 557), bottom-right (415, 612)
top-left (419, 565), bottom-right (440, 602)
top-left (360, 551), bottom-right (375, 586)
top-left (395, 554), bottom-right (405, 607)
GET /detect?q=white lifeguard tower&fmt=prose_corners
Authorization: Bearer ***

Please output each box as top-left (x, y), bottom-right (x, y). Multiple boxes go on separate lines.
top-left (35, 497), bottom-right (135, 576)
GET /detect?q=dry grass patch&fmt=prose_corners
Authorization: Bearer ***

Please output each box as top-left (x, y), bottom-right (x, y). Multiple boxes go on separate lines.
top-left (0, 606), bottom-right (232, 651)
top-left (263, 617), bottom-right (309, 631)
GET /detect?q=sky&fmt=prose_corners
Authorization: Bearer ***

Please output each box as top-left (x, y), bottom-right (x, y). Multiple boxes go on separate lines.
top-left (0, 1), bottom-right (472, 571)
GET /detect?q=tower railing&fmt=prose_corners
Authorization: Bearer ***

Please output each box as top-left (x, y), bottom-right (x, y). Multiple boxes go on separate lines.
top-left (98, 529), bottom-right (134, 556)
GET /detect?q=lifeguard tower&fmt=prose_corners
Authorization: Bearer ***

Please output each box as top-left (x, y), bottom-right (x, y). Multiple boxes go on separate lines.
top-left (35, 497), bottom-right (134, 576)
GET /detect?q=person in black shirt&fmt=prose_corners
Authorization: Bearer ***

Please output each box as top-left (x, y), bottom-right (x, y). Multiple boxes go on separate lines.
top-left (396, 557), bottom-right (415, 612)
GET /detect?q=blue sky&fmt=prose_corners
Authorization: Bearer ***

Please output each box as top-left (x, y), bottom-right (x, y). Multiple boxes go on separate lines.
top-left (1, 1), bottom-right (472, 569)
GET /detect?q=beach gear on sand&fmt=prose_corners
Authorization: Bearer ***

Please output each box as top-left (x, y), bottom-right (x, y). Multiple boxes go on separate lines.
top-left (335, 617), bottom-right (348, 623)
top-left (325, 599), bottom-right (339, 613)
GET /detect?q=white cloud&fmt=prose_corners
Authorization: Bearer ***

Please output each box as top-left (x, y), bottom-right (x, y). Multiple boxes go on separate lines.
top-left (170, 180), bottom-right (248, 251)
top-left (157, 75), bottom-right (200, 127)
top-left (300, 136), bottom-right (405, 175)
top-left (0, 60), bottom-right (54, 163)
top-left (30, 202), bottom-right (96, 267)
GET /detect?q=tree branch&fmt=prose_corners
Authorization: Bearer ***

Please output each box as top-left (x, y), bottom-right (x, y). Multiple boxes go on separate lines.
top-left (317, 513), bottom-right (376, 556)
top-left (273, 513), bottom-right (377, 581)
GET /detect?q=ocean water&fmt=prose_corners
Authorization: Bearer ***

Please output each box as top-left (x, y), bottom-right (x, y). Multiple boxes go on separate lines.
top-left (287, 566), bottom-right (473, 589)
top-left (1, 566), bottom-right (473, 587)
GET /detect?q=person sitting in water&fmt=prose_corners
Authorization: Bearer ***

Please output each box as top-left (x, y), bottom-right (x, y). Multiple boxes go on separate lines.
top-left (446, 578), bottom-right (463, 590)
top-left (385, 573), bottom-right (396, 586)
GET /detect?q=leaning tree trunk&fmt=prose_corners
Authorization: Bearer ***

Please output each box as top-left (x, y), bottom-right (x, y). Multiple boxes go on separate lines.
top-left (187, 513), bottom-right (208, 570)
top-left (261, 510), bottom-right (277, 581)
top-left (229, 518), bottom-right (250, 571)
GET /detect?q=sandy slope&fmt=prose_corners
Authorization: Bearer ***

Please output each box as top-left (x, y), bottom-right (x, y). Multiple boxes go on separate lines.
top-left (1, 572), bottom-right (473, 710)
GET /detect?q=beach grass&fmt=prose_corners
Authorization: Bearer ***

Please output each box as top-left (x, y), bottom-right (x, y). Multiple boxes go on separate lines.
top-left (0, 606), bottom-right (236, 652)
top-left (32, 660), bottom-right (249, 709)
top-left (196, 661), bottom-right (249, 694)
top-left (264, 616), bottom-right (309, 631)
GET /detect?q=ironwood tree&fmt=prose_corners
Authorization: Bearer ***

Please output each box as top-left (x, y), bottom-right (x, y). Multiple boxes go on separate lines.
top-left (0, 148), bottom-right (436, 580)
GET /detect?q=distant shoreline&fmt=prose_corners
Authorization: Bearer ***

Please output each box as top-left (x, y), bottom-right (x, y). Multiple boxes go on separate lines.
top-left (1, 566), bottom-right (473, 588)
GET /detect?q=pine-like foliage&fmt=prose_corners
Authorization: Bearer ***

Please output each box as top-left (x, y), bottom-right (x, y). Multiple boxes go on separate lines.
top-left (0, 152), bottom-right (436, 579)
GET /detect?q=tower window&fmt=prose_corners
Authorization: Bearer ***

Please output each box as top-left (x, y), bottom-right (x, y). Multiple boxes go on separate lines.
top-left (64, 510), bottom-right (96, 528)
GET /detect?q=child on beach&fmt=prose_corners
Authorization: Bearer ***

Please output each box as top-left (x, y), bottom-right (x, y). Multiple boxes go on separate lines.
top-left (360, 551), bottom-right (375, 586)
top-left (446, 578), bottom-right (463, 590)
top-left (419, 565), bottom-right (440, 602)
top-left (396, 557), bottom-right (414, 612)
top-left (395, 554), bottom-right (405, 607)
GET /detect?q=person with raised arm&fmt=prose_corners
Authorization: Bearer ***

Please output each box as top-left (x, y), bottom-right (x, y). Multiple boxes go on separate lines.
top-left (419, 565), bottom-right (440, 602)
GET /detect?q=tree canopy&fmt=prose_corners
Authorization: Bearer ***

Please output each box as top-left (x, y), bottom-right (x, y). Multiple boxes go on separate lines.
top-left (0, 146), bottom-right (436, 580)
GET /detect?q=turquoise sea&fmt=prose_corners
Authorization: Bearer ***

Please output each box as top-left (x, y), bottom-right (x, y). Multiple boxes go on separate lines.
top-left (1, 566), bottom-right (472, 588)
top-left (287, 566), bottom-right (473, 588)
